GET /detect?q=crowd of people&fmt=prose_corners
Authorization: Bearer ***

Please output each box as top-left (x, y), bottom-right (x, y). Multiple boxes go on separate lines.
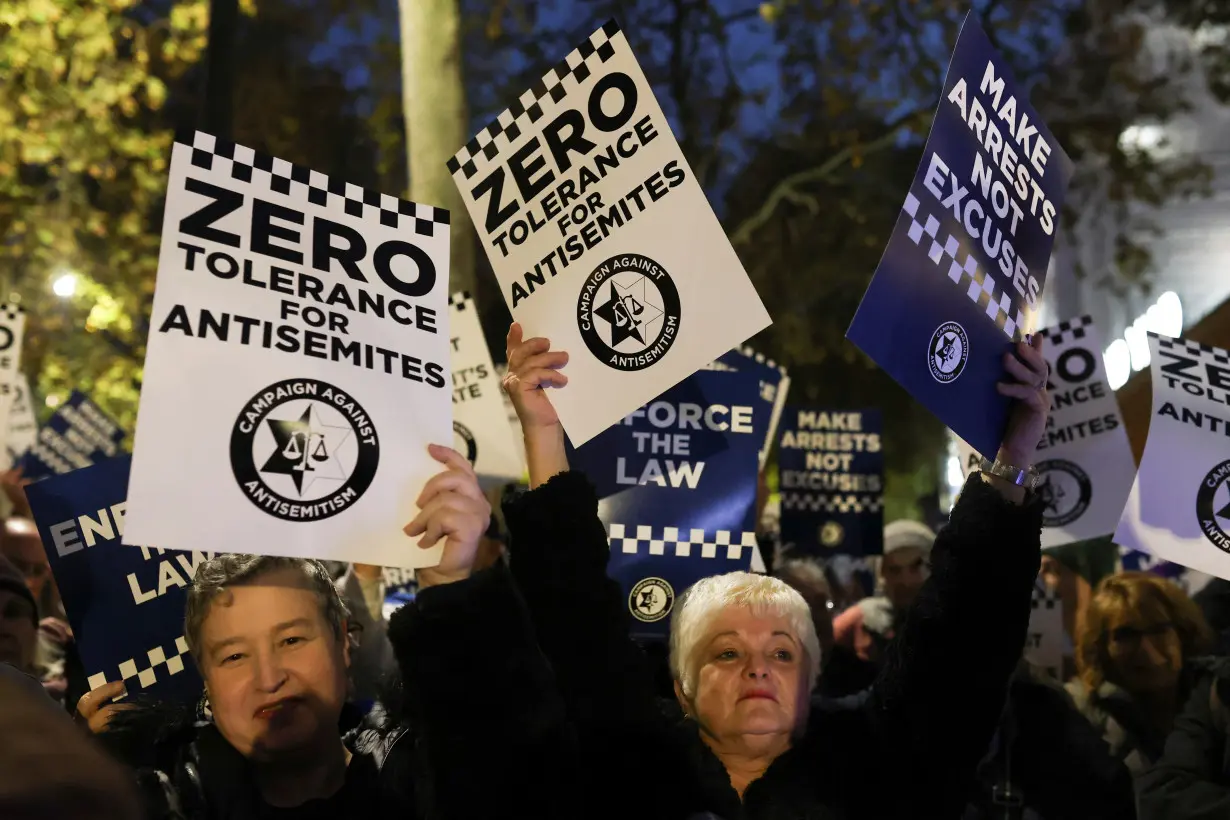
top-left (2, 327), bottom-right (1230, 820)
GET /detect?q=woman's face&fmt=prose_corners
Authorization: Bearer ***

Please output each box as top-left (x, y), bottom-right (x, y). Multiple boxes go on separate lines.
top-left (684, 606), bottom-right (810, 744)
top-left (1105, 611), bottom-right (1183, 696)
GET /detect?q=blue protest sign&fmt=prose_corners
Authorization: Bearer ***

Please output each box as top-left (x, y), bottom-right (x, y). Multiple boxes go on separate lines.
top-left (846, 14), bottom-right (1073, 458)
top-left (717, 346), bottom-right (791, 469)
top-left (23, 391), bottom-right (124, 482)
top-left (381, 566), bottom-right (417, 621)
top-left (778, 408), bottom-right (884, 558)
top-left (567, 369), bottom-right (762, 640)
top-left (25, 456), bottom-right (205, 703)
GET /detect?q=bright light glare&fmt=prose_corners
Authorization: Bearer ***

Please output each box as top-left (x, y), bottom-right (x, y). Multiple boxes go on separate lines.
top-left (52, 273), bottom-right (77, 298)
top-left (1103, 291), bottom-right (1183, 390)
top-left (946, 455), bottom-right (965, 490)
top-left (45, 394), bottom-right (61, 409)
top-left (1105, 339), bottom-right (1131, 391)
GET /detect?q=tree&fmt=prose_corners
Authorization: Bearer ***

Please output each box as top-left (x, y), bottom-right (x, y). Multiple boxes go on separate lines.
top-left (399, 0), bottom-right (477, 297)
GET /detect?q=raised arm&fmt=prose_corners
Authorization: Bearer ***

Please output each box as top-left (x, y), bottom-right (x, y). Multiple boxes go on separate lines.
top-left (389, 444), bottom-right (578, 820)
top-left (500, 323), bottom-right (666, 730)
top-left (839, 335), bottom-right (1051, 817)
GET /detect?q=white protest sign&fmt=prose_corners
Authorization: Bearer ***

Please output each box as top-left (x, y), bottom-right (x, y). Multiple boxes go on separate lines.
top-left (0, 307), bottom-right (25, 458)
top-left (448, 292), bottom-right (524, 484)
top-left (1115, 333), bottom-right (1230, 579)
top-left (126, 133), bottom-right (451, 568)
top-left (952, 316), bottom-right (1134, 547)
top-left (4, 373), bottom-right (35, 469)
top-left (1026, 582), bottom-right (1064, 679)
top-left (448, 20), bottom-right (770, 446)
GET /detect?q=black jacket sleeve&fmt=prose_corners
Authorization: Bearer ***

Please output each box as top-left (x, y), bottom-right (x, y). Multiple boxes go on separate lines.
top-left (816, 474), bottom-right (1043, 817)
top-left (388, 563), bottom-right (578, 820)
top-left (1138, 675), bottom-right (1230, 820)
top-left (502, 471), bottom-right (665, 731)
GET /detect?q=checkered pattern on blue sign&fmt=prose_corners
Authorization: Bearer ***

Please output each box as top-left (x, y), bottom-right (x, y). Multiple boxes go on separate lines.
top-left (608, 523), bottom-right (757, 560)
top-left (899, 192), bottom-right (1028, 341)
top-left (1038, 315), bottom-right (1092, 348)
top-left (739, 345), bottom-right (786, 376)
top-left (87, 635), bottom-right (191, 696)
top-left (1153, 332), bottom-right (1230, 364)
top-left (447, 20), bottom-right (622, 180)
top-left (1031, 589), bottom-right (1060, 610)
top-left (184, 132), bottom-right (449, 237)
top-left (781, 493), bottom-right (883, 514)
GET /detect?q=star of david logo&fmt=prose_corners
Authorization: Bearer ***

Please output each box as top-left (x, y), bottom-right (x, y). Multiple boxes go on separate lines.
top-left (1038, 475), bottom-right (1065, 514)
top-left (260, 404), bottom-right (354, 497)
top-left (593, 274), bottom-right (664, 349)
top-left (638, 588), bottom-right (658, 612)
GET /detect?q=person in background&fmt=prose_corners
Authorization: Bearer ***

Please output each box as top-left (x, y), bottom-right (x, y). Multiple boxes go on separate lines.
top-left (0, 665), bottom-right (143, 820)
top-left (0, 516), bottom-right (73, 701)
top-left (1192, 577), bottom-right (1230, 655)
top-left (79, 445), bottom-right (577, 820)
top-left (1137, 656), bottom-right (1230, 819)
top-left (829, 520), bottom-right (934, 676)
top-left (0, 554), bottom-right (38, 680)
top-left (1041, 535), bottom-right (1121, 680)
top-left (1067, 572), bottom-right (1214, 779)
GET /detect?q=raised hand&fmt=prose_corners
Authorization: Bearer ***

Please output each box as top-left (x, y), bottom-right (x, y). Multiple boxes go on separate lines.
top-left (997, 334), bottom-right (1052, 468)
top-left (503, 322), bottom-right (568, 431)
top-left (76, 680), bottom-right (134, 734)
top-left (405, 444), bottom-right (492, 588)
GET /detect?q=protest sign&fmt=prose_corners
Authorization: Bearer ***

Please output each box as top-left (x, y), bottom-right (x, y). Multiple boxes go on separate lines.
top-left (448, 20), bottom-right (770, 446)
top-left (778, 408), bottom-right (884, 558)
top-left (1026, 582), bottom-right (1064, 680)
top-left (25, 456), bottom-right (204, 703)
top-left (448, 292), bottom-right (524, 484)
top-left (0, 306), bottom-right (25, 455)
top-left (381, 566), bottom-right (418, 622)
top-left (952, 316), bottom-right (1135, 547)
top-left (125, 133), bottom-right (452, 568)
top-left (1115, 334), bottom-right (1230, 580)
top-left (567, 369), bottom-right (762, 639)
top-left (22, 391), bottom-right (124, 482)
top-left (717, 346), bottom-right (791, 469)
top-left (5, 373), bottom-right (37, 469)
top-left (847, 14), bottom-right (1073, 458)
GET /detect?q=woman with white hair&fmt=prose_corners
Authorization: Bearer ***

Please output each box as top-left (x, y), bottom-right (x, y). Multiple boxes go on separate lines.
top-left (501, 325), bottom-right (1051, 818)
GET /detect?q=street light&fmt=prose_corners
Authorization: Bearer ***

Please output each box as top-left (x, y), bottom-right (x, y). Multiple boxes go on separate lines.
top-left (52, 272), bottom-right (77, 298)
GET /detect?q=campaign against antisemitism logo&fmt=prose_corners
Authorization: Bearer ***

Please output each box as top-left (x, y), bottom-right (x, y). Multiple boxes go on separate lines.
top-left (124, 133), bottom-right (451, 568)
top-left (25, 457), bottom-right (206, 703)
top-left (567, 369), bottom-right (762, 639)
top-left (4, 373), bottom-right (36, 469)
top-left (953, 316), bottom-right (1132, 548)
top-left (0, 305), bottom-right (26, 458)
top-left (847, 14), bottom-right (1073, 459)
top-left (230, 379), bottom-right (379, 522)
top-left (577, 254), bottom-right (681, 371)
top-left (23, 391), bottom-right (124, 482)
top-left (778, 409), bottom-right (884, 558)
top-left (929, 321), bottom-right (969, 383)
top-left (1115, 334), bottom-right (1230, 579)
top-left (449, 292), bottom-right (524, 482)
top-left (716, 347), bottom-right (791, 469)
top-left (448, 20), bottom-right (769, 446)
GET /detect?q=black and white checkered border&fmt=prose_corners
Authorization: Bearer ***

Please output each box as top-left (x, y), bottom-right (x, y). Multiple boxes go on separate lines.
top-left (702, 360), bottom-right (739, 372)
top-left (184, 132), bottom-right (449, 237)
top-left (87, 636), bottom-right (191, 696)
top-left (900, 192), bottom-right (1028, 341)
top-left (0, 304), bottom-right (23, 322)
top-left (739, 345), bottom-right (787, 376)
top-left (449, 291), bottom-right (473, 311)
top-left (1031, 589), bottom-right (1060, 610)
top-left (1038, 315), bottom-right (1092, 348)
top-left (781, 493), bottom-right (883, 514)
top-left (447, 20), bottom-right (622, 180)
top-left (1152, 332), bottom-right (1230, 364)
top-left (608, 523), bottom-right (757, 560)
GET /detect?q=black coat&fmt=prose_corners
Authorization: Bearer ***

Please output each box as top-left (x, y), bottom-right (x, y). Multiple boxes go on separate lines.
top-left (962, 663), bottom-right (1136, 820)
top-left (1137, 659), bottom-right (1230, 820)
top-left (503, 471), bottom-right (1043, 819)
top-left (98, 565), bottom-right (576, 820)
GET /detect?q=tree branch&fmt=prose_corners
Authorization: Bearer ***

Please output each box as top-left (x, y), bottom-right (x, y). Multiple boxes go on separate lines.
top-left (729, 111), bottom-right (924, 247)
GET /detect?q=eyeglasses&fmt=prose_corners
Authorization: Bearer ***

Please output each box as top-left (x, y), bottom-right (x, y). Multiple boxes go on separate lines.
top-left (1109, 623), bottom-right (1174, 646)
